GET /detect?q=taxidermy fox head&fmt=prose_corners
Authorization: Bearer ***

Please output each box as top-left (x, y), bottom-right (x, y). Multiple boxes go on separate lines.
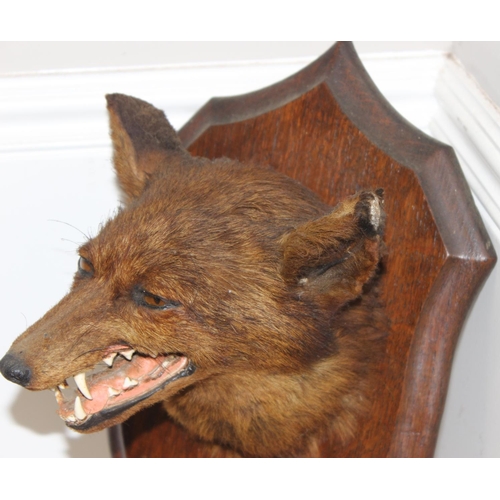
top-left (0, 94), bottom-right (387, 457)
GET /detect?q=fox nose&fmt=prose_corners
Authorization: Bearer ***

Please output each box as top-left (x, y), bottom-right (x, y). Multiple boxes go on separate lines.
top-left (0, 353), bottom-right (32, 387)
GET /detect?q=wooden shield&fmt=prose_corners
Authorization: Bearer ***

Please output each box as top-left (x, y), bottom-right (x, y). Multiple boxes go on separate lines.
top-left (109, 42), bottom-right (496, 457)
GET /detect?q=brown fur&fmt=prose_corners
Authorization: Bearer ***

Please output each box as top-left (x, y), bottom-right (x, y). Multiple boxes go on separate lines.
top-left (0, 94), bottom-right (388, 457)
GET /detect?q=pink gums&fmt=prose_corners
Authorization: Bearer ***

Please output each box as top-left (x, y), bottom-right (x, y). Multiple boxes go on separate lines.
top-left (58, 354), bottom-right (188, 419)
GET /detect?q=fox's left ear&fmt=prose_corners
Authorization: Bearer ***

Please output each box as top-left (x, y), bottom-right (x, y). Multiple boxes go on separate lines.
top-left (280, 190), bottom-right (385, 308)
top-left (106, 94), bottom-right (190, 203)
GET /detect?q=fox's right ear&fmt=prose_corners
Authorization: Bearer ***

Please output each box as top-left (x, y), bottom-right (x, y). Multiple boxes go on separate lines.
top-left (280, 190), bottom-right (385, 310)
top-left (106, 94), bottom-right (189, 203)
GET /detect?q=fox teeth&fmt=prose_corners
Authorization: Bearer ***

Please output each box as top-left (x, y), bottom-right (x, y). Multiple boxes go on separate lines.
top-left (123, 377), bottom-right (139, 389)
top-left (74, 372), bottom-right (93, 400)
top-left (54, 387), bottom-right (63, 404)
top-left (65, 415), bottom-right (77, 423)
top-left (103, 353), bottom-right (117, 367)
top-left (107, 387), bottom-right (121, 397)
top-left (120, 349), bottom-right (135, 361)
top-left (74, 396), bottom-right (87, 420)
top-left (58, 380), bottom-right (69, 390)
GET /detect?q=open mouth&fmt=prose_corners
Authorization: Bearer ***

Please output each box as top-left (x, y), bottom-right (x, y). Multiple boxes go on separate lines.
top-left (53, 346), bottom-right (195, 430)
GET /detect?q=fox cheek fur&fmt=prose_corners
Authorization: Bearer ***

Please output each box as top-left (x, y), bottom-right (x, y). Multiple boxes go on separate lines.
top-left (0, 93), bottom-right (388, 456)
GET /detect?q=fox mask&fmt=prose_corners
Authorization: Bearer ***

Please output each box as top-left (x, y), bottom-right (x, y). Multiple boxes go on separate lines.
top-left (1, 94), bottom-right (387, 457)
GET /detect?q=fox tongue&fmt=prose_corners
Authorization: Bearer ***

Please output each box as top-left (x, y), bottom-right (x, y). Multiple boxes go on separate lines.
top-left (56, 354), bottom-right (188, 423)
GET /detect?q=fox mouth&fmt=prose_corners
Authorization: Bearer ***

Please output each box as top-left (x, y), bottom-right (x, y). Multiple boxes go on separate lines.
top-left (53, 346), bottom-right (195, 430)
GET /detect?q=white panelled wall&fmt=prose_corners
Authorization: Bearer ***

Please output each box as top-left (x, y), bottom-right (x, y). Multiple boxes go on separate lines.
top-left (0, 42), bottom-right (498, 457)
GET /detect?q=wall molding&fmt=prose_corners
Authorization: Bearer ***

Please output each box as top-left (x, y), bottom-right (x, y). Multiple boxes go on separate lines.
top-left (431, 55), bottom-right (500, 231)
top-left (0, 51), bottom-right (443, 154)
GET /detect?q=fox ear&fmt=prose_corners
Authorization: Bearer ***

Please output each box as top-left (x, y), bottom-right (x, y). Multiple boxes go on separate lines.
top-left (280, 190), bottom-right (385, 308)
top-left (106, 94), bottom-right (188, 202)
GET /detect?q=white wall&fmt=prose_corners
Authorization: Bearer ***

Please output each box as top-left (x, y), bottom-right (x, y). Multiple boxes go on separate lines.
top-left (3, 41), bottom-right (499, 458)
top-left (434, 203), bottom-right (500, 457)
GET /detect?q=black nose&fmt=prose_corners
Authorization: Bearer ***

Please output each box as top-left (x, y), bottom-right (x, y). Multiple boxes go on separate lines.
top-left (0, 353), bottom-right (32, 387)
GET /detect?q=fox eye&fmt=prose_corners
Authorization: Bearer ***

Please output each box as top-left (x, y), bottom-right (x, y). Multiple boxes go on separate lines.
top-left (78, 256), bottom-right (94, 277)
top-left (134, 288), bottom-right (181, 310)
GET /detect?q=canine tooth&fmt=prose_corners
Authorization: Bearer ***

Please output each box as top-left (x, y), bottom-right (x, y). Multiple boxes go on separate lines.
top-left (123, 377), bottom-right (138, 389)
top-left (54, 387), bottom-right (63, 404)
top-left (74, 396), bottom-right (87, 420)
top-left (120, 349), bottom-right (135, 360)
top-left (74, 372), bottom-right (93, 400)
top-left (103, 353), bottom-right (117, 367)
top-left (107, 387), bottom-right (121, 397)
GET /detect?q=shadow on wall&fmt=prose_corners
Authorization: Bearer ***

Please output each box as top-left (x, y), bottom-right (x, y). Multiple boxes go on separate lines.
top-left (10, 388), bottom-right (110, 457)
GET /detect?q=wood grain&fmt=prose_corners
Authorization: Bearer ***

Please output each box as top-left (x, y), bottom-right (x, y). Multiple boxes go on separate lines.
top-left (110, 42), bottom-right (496, 458)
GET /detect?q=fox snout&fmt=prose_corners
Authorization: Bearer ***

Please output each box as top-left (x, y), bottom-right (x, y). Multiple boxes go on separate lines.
top-left (0, 353), bottom-right (31, 387)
